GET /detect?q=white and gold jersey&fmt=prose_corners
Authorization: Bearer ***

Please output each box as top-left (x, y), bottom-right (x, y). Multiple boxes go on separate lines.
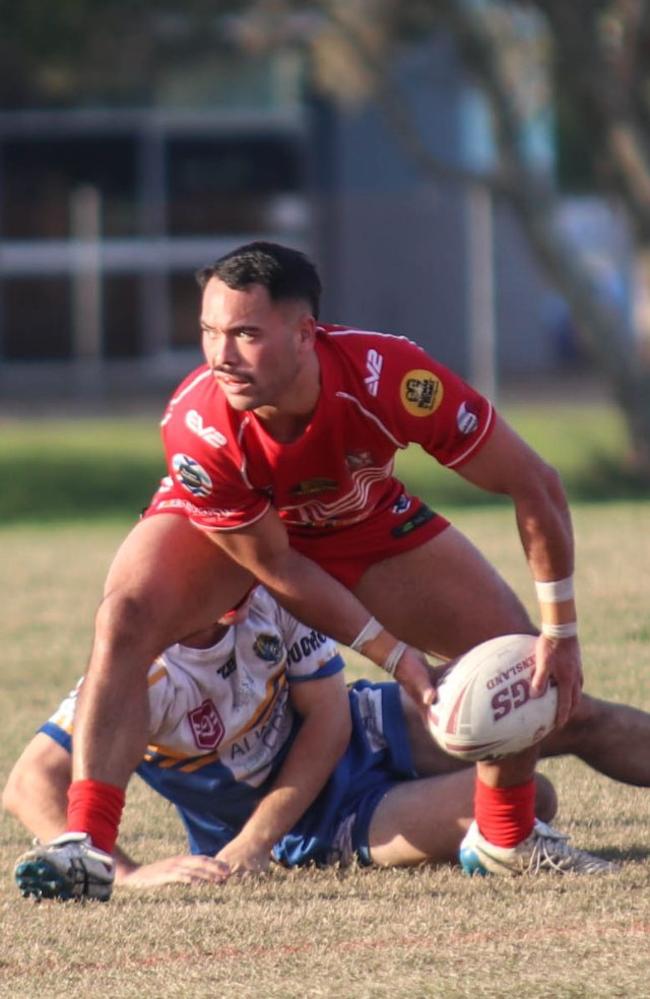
top-left (45, 586), bottom-right (344, 790)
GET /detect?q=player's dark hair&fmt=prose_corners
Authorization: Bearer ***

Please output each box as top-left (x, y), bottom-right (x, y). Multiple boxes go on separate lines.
top-left (197, 241), bottom-right (321, 318)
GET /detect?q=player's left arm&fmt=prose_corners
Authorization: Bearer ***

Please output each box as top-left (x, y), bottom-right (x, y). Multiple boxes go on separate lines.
top-left (214, 670), bottom-right (352, 877)
top-left (454, 414), bottom-right (581, 727)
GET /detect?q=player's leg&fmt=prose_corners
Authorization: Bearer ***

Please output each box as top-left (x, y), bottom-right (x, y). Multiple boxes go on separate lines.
top-left (73, 513), bottom-right (254, 787)
top-left (400, 666), bottom-right (650, 790)
top-left (367, 771), bottom-right (557, 867)
top-left (540, 693), bottom-right (650, 786)
top-left (354, 542), bottom-right (620, 873)
top-left (15, 517), bottom-right (254, 901)
top-left (354, 524), bottom-right (538, 828)
top-left (3, 733), bottom-right (71, 842)
top-left (352, 524), bottom-right (533, 658)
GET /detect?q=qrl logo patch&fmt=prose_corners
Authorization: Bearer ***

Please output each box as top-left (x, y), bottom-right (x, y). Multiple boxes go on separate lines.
top-left (172, 453), bottom-right (213, 497)
top-left (400, 370), bottom-right (444, 417)
top-left (188, 698), bottom-right (225, 750)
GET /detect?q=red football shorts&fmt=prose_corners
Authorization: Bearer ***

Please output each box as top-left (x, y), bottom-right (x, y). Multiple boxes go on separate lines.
top-left (145, 493), bottom-right (449, 591)
top-left (287, 497), bottom-right (449, 589)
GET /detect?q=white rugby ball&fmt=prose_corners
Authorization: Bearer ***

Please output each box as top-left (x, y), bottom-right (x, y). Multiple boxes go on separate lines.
top-left (428, 634), bottom-right (557, 762)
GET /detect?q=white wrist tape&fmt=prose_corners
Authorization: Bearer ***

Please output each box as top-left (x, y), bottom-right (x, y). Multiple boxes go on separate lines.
top-left (383, 641), bottom-right (408, 677)
top-left (350, 616), bottom-right (383, 652)
top-left (535, 576), bottom-right (575, 603)
top-left (541, 621), bottom-right (578, 639)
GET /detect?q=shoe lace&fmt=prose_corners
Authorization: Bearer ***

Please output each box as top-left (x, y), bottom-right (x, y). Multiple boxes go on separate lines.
top-left (525, 823), bottom-right (613, 874)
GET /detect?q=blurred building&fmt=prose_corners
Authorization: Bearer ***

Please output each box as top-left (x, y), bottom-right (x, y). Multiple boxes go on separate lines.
top-left (0, 22), bottom-right (629, 401)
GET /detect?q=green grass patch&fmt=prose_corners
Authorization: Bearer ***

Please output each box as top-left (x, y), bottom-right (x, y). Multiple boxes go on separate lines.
top-left (2, 508), bottom-right (650, 997)
top-left (0, 417), bottom-right (165, 522)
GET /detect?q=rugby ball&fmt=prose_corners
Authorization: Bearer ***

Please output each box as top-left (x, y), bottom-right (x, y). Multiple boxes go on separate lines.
top-left (428, 634), bottom-right (557, 762)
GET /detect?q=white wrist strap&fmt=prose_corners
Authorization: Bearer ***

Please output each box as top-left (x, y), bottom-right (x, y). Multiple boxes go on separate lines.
top-left (383, 641), bottom-right (407, 677)
top-left (535, 576), bottom-right (574, 602)
top-left (542, 621), bottom-right (578, 639)
top-left (350, 616), bottom-right (383, 652)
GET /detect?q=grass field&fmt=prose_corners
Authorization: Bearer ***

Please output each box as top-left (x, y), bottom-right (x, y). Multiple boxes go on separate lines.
top-left (1, 401), bottom-right (650, 997)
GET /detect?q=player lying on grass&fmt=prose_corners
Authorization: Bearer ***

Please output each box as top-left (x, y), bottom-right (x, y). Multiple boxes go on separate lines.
top-left (5, 586), bottom-right (618, 901)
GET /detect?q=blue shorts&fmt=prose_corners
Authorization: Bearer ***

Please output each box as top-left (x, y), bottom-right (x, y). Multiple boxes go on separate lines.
top-left (40, 680), bottom-right (415, 868)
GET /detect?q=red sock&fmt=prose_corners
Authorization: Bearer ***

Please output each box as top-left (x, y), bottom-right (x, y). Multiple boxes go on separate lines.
top-left (66, 779), bottom-right (125, 854)
top-left (474, 776), bottom-right (535, 848)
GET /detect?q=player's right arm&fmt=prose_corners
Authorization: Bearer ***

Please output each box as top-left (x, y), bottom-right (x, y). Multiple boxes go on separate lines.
top-left (205, 507), bottom-right (437, 714)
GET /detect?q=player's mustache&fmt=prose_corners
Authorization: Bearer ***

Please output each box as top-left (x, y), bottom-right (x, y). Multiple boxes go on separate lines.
top-left (212, 366), bottom-right (252, 381)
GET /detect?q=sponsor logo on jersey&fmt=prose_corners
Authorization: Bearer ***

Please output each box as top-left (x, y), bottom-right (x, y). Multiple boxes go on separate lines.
top-left (229, 695), bottom-right (289, 759)
top-left (217, 655), bottom-right (237, 680)
top-left (400, 370), bottom-right (444, 417)
top-left (287, 630), bottom-right (329, 665)
top-left (392, 493), bottom-right (412, 515)
top-left (364, 349), bottom-right (383, 396)
top-left (289, 477), bottom-right (338, 496)
top-left (154, 497), bottom-right (240, 519)
top-left (253, 633), bottom-right (284, 663)
top-left (391, 502), bottom-right (436, 538)
top-left (188, 698), bottom-right (225, 750)
top-left (345, 450), bottom-right (374, 471)
top-left (456, 401), bottom-right (479, 435)
top-left (172, 453), bottom-right (213, 497)
top-left (185, 409), bottom-right (227, 448)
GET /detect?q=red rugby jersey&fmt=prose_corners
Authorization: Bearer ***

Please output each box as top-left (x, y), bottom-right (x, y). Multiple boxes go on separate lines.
top-left (151, 326), bottom-right (495, 536)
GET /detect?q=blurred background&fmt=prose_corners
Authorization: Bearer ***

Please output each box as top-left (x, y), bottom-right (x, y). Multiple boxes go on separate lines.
top-left (1, 0), bottom-right (649, 486)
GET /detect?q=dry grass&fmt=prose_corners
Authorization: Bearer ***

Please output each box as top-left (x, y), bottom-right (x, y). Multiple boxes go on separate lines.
top-left (1, 503), bottom-right (650, 998)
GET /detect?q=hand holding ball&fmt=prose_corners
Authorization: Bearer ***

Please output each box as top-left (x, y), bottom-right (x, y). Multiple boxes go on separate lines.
top-left (427, 634), bottom-right (557, 762)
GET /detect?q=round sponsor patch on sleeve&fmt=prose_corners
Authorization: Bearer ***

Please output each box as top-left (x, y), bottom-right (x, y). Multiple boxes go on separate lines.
top-left (172, 453), bottom-right (213, 497)
top-left (400, 369), bottom-right (444, 417)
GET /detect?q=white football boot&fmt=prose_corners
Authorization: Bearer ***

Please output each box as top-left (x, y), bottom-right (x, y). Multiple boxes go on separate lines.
top-left (459, 819), bottom-right (616, 876)
top-left (14, 832), bottom-right (115, 901)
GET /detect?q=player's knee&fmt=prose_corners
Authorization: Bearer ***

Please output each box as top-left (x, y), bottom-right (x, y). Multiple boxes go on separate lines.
top-left (534, 773), bottom-right (557, 823)
top-left (548, 694), bottom-right (600, 755)
top-left (94, 589), bottom-right (163, 661)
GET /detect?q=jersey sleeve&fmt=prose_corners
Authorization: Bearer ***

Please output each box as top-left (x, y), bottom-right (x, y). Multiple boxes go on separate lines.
top-left (275, 603), bottom-right (345, 683)
top-left (375, 337), bottom-right (495, 468)
top-left (149, 369), bottom-right (271, 531)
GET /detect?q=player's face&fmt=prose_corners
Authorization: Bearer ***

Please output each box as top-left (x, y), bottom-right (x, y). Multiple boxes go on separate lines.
top-left (200, 278), bottom-right (315, 412)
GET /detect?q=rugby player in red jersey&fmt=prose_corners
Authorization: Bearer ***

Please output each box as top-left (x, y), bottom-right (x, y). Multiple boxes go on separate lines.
top-left (16, 242), bottom-right (643, 898)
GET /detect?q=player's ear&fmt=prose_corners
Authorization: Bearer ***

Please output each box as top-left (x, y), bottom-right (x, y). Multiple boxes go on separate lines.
top-left (297, 314), bottom-right (316, 347)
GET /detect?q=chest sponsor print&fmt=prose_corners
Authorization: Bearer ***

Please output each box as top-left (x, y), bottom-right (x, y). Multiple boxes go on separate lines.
top-left (400, 370), bottom-right (444, 417)
top-left (289, 478), bottom-right (339, 496)
top-left (287, 629), bottom-right (329, 665)
top-left (346, 450), bottom-right (374, 471)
